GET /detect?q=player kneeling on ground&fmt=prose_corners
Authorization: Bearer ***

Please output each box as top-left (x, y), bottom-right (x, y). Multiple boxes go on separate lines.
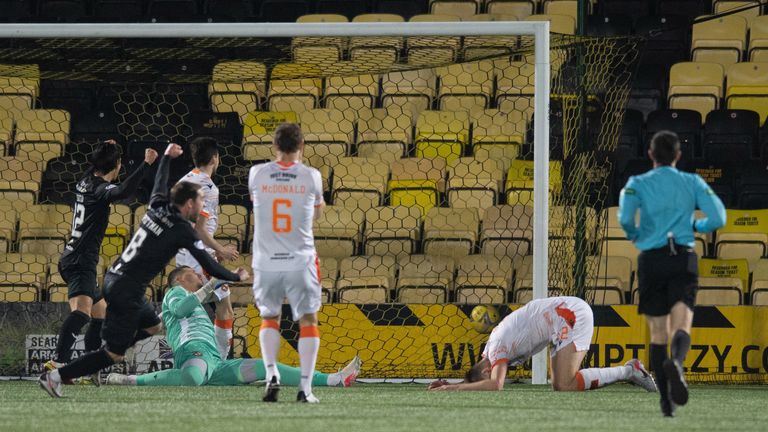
top-left (105, 266), bottom-right (360, 388)
top-left (429, 296), bottom-right (658, 393)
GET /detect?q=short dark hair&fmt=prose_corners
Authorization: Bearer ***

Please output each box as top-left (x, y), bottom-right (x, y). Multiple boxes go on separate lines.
top-left (273, 122), bottom-right (303, 154)
top-left (170, 181), bottom-right (202, 208)
top-left (167, 265), bottom-right (192, 288)
top-left (190, 136), bottom-right (219, 167)
top-left (464, 358), bottom-right (489, 383)
top-left (649, 130), bottom-right (681, 166)
top-left (89, 141), bottom-right (122, 174)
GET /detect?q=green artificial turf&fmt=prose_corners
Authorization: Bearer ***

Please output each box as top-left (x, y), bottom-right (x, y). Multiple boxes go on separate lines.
top-left (0, 381), bottom-right (765, 432)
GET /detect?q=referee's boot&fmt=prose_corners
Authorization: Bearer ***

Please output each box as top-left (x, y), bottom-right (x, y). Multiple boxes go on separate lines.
top-left (263, 376), bottom-right (280, 402)
top-left (663, 358), bottom-right (689, 406)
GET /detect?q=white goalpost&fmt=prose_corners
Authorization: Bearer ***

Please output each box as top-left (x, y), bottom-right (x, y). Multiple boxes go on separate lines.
top-left (0, 21), bottom-right (551, 384)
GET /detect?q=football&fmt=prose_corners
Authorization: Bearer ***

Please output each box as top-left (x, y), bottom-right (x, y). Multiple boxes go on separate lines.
top-left (469, 305), bottom-right (500, 334)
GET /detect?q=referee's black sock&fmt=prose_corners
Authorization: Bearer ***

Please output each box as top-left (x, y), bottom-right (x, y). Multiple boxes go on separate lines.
top-left (84, 318), bottom-right (104, 352)
top-left (671, 330), bottom-right (691, 364)
top-left (54, 311), bottom-right (90, 363)
top-left (58, 349), bottom-right (114, 382)
top-left (650, 343), bottom-right (669, 400)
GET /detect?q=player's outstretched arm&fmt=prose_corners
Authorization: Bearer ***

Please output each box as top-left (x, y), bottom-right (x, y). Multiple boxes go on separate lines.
top-left (194, 213), bottom-right (239, 262)
top-left (188, 237), bottom-right (248, 282)
top-left (149, 143), bottom-right (183, 208)
top-left (429, 362), bottom-right (507, 392)
top-left (103, 147), bottom-right (158, 202)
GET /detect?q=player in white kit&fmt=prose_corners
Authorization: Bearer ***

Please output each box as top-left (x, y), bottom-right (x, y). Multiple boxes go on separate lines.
top-left (429, 297), bottom-right (658, 393)
top-left (175, 137), bottom-right (239, 360)
top-left (248, 123), bottom-right (325, 404)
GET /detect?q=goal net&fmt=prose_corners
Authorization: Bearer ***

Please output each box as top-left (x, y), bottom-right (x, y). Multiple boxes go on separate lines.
top-left (0, 22), bottom-right (659, 382)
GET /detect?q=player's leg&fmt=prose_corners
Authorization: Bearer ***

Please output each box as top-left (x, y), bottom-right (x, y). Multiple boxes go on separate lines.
top-left (253, 270), bottom-right (284, 401)
top-left (213, 294), bottom-right (234, 359)
top-left (207, 357), bottom-right (356, 387)
top-left (50, 266), bottom-right (97, 366)
top-left (663, 252), bottom-right (697, 407)
top-left (287, 262), bottom-right (322, 403)
top-left (85, 298), bottom-right (106, 352)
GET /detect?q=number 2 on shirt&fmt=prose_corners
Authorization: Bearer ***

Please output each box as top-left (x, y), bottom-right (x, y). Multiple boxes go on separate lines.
top-left (272, 199), bottom-right (292, 233)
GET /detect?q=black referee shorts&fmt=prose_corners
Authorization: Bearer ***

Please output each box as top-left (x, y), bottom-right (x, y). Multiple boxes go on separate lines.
top-left (58, 261), bottom-right (102, 302)
top-left (637, 245), bottom-right (698, 316)
top-left (101, 274), bottom-right (161, 356)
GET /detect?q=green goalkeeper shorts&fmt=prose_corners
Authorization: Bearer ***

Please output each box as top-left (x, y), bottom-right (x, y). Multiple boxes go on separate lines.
top-left (174, 341), bottom-right (222, 381)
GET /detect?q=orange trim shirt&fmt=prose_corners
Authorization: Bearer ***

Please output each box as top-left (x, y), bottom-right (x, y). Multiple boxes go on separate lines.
top-left (176, 168), bottom-right (220, 269)
top-left (248, 161), bottom-right (324, 271)
top-left (483, 296), bottom-right (592, 368)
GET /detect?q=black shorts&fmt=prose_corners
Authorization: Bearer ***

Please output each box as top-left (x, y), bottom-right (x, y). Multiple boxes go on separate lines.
top-left (58, 261), bottom-right (101, 302)
top-left (101, 274), bottom-right (161, 356)
top-left (637, 245), bottom-right (698, 316)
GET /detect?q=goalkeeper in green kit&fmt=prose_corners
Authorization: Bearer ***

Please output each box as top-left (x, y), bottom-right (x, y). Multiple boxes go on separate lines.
top-left (106, 266), bottom-right (360, 388)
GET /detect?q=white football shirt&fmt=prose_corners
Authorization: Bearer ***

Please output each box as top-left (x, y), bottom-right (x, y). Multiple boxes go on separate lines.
top-left (248, 161), bottom-right (323, 271)
top-left (176, 168), bottom-right (219, 269)
top-left (482, 296), bottom-right (593, 368)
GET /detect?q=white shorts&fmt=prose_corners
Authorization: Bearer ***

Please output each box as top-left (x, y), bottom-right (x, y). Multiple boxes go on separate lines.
top-left (252, 263), bottom-right (322, 321)
top-left (176, 247), bottom-right (215, 281)
top-left (550, 300), bottom-right (594, 356)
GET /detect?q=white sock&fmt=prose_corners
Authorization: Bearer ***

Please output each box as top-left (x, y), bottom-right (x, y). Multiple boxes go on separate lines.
top-left (326, 373), bottom-right (341, 387)
top-left (576, 365), bottom-right (632, 390)
top-left (213, 323), bottom-right (232, 360)
top-left (50, 369), bottom-right (61, 383)
top-left (259, 320), bottom-right (281, 382)
top-left (298, 326), bottom-right (320, 395)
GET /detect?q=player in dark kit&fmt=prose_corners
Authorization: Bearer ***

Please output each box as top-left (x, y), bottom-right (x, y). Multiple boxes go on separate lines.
top-left (45, 140), bottom-right (157, 382)
top-left (39, 143), bottom-right (250, 398)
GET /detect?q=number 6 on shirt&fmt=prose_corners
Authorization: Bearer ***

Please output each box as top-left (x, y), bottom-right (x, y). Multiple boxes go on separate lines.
top-left (272, 199), bottom-right (292, 233)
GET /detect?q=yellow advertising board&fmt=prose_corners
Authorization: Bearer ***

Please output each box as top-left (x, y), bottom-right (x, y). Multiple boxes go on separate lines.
top-left (242, 304), bottom-right (768, 383)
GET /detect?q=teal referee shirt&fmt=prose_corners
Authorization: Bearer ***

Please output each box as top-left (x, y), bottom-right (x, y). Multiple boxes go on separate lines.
top-left (618, 166), bottom-right (726, 251)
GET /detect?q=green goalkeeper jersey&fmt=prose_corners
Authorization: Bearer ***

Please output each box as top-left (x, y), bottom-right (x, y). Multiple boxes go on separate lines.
top-left (161, 285), bottom-right (220, 360)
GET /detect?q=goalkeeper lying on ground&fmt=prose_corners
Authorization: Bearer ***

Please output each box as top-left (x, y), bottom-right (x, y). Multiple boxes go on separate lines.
top-left (106, 266), bottom-right (360, 387)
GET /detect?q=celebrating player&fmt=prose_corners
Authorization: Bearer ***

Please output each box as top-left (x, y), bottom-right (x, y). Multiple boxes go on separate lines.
top-left (105, 266), bottom-right (359, 388)
top-left (619, 131), bottom-right (726, 416)
top-left (175, 136), bottom-right (239, 360)
top-left (248, 123), bottom-right (325, 403)
top-left (39, 143), bottom-right (250, 398)
top-left (46, 140), bottom-right (157, 382)
top-left (428, 296), bottom-right (658, 393)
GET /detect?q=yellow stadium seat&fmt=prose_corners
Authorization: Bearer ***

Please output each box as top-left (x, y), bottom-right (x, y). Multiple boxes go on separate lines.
top-left (414, 110), bottom-right (469, 162)
top-left (726, 62), bottom-right (768, 124)
top-left (332, 157), bottom-right (389, 210)
top-left (514, 287), bottom-right (565, 304)
top-left (268, 63), bottom-right (322, 116)
top-left (691, 15), bottom-right (747, 68)
top-left (486, 0), bottom-right (534, 20)
top-left (525, 13), bottom-right (576, 35)
top-left (715, 209), bottom-right (768, 267)
top-left (436, 61), bottom-right (494, 112)
top-left (752, 283), bottom-right (768, 305)
top-left (13, 109), bottom-right (70, 163)
top-left (355, 107), bottom-right (413, 163)
top-left (455, 255), bottom-right (513, 301)
top-left (505, 159), bottom-right (562, 205)
top-left (388, 157), bottom-right (446, 217)
top-left (406, 14), bottom-right (461, 67)
top-left (381, 68), bottom-right (436, 117)
top-left (587, 255), bottom-right (633, 297)
top-left (471, 109), bottom-right (525, 165)
top-left (324, 71), bottom-right (379, 111)
top-left (364, 206), bottom-right (421, 257)
top-left (338, 287), bottom-right (388, 303)
top-left (396, 254), bottom-right (454, 303)
top-left (480, 204), bottom-right (533, 257)
top-left (0, 69), bottom-right (38, 112)
top-left (0, 252), bottom-right (47, 301)
top-left (349, 14), bottom-right (404, 65)
top-left (599, 238), bottom-right (638, 274)
top-left (751, 258), bottom-right (768, 291)
top-left (748, 15), bottom-right (768, 61)
top-left (447, 157), bottom-right (502, 216)
top-left (18, 204), bottom-right (71, 255)
top-left (0, 157), bottom-right (42, 205)
top-left (422, 207), bottom-right (479, 257)
top-left (337, 255), bottom-right (396, 303)
top-left (318, 256), bottom-right (338, 296)
top-left (297, 13), bottom-right (348, 22)
top-left (298, 108), bottom-right (355, 166)
top-left (242, 111), bottom-right (298, 161)
top-left (713, 0), bottom-right (760, 27)
top-left (462, 16), bottom-right (520, 59)
top-left (0, 203), bottom-right (16, 253)
top-left (429, 0), bottom-right (479, 18)
top-left (209, 61), bottom-right (267, 119)
top-left (495, 60), bottom-right (535, 117)
top-left (587, 288), bottom-right (624, 305)
top-left (228, 283), bottom-right (255, 306)
top-left (100, 203), bottom-right (132, 263)
top-left (668, 62), bottom-right (724, 121)
top-left (0, 116), bottom-right (12, 155)
top-left (697, 277), bottom-right (743, 305)
top-left (313, 205), bottom-right (365, 258)
top-left (292, 15), bottom-right (348, 66)
top-left (699, 258), bottom-right (750, 298)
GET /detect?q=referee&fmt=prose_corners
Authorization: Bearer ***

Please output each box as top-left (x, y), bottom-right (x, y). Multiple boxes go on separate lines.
top-left (618, 131), bottom-right (726, 417)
